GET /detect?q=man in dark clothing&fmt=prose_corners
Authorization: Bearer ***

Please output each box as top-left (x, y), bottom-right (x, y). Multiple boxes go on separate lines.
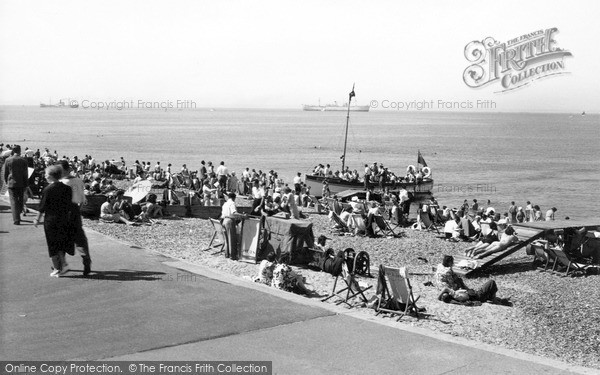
top-left (58, 160), bottom-right (92, 276)
top-left (3, 145), bottom-right (29, 225)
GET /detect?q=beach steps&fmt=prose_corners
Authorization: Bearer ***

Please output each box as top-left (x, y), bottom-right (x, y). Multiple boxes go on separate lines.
top-left (453, 226), bottom-right (545, 277)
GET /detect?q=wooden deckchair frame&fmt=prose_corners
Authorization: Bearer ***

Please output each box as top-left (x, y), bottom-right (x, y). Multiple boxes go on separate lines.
top-left (460, 217), bottom-right (478, 240)
top-left (171, 173), bottom-right (182, 188)
top-left (432, 208), bottom-right (446, 225)
top-left (330, 211), bottom-right (351, 234)
top-left (202, 218), bottom-right (228, 254)
top-left (372, 215), bottom-right (401, 238)
top-left (549, 247), bottom-right (592, 277)
top-left (322, 250), bottom-right (372, 306)
top-left (321, 197), bottom-right (342, 215)
top-left (419, 210), bottom-right (440, 234)
top-left (347, 213), bottom-right (367, 236)
top-left (530, 240), bottom-right (553, 271)
top-left (376, 266), bottom-right (421, 320)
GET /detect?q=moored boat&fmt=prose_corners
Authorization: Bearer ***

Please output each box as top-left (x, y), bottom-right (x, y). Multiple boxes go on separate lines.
top-left (305, 173), bottom-right (434, 200)
top-left (304, 85), bottom-right (434, 202)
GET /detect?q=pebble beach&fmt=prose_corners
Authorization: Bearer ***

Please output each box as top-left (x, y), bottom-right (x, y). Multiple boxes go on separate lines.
top-left (84, 202), bottom-right (600, 370)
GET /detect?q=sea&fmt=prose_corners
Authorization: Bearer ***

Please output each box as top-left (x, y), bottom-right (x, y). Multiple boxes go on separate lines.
top-left (1, 106), bottom-right (598, 220)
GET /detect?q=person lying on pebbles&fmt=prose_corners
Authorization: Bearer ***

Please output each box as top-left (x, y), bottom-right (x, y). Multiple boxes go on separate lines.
top-left (470, 226), bottom-right (519, 260)
top-left (434, 255), bottom-right (511, 306)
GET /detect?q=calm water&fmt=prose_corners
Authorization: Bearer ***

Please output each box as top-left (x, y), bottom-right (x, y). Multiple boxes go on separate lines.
top-left (1, 106), bottom-right (599, 219)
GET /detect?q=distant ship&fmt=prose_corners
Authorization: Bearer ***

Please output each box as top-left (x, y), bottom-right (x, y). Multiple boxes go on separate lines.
top-left (303, 100), bottom-right (370, 112)
top-left (40, 99), bottom-right (78, 108)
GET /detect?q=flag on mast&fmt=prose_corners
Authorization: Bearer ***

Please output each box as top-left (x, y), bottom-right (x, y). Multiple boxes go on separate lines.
top-left (349, 84), bottom-right (355, 99)
top-left (417, 150), bottom-right (428, 168)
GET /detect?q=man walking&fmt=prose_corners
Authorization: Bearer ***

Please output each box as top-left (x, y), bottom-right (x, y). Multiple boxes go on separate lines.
top-left (58, 160), bottom-right (92, 276)
top-left (3, 145), bottom-right (29, 225)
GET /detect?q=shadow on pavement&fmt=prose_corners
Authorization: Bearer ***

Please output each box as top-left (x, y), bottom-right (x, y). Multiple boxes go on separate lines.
top-left (61, 269), bottom-right (168, 281)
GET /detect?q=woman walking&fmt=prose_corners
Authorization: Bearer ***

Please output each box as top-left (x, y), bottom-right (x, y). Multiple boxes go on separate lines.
top-left (34, 165), bottom-right (75, 277)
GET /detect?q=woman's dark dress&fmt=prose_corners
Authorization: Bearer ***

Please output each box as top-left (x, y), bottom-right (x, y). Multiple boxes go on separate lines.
top-left (39, 182), bottom-right (74, 257)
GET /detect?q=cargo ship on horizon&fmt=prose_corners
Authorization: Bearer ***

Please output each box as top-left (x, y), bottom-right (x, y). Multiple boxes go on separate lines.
top-left (302, 99), bottom-right (370, 112)
top-left (40, 99), bottom-right (78, 108)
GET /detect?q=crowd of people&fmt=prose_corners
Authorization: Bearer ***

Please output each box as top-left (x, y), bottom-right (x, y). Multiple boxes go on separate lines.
top-left (454, 199), bottom-right (560, 224)
top-left (412, 197), bottom-right (562, 262)
top-left (0, 142), bottom-right (563, 307)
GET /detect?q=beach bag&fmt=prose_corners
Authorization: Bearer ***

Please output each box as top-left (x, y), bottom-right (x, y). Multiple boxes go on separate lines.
top-left (320, 250), bottom-right (344, 276)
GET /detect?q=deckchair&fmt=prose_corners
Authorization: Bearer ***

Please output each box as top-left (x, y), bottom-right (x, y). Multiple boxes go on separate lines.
top-left (171, 174), bottom-right (182, 188)
top-left (332, 199), bottom-right (343, 216)
top-left (460, 217), bottom-right (478, 240)
top-left (329, 211), bottom-right (352, 234)
top-left (202, 218), bottom-right (228, 254)
top-left (566, 227), bottom-right (591, 259)
top-left (419, 210), bottom-right (440, 234)
top-left (322, 249), bottom-right (372, 306)
top-left (530, 240), bottom-right (553, 271)
top-left (319, 197), bottom-right (331, 212)
top-left (432, 208), bottom-right (446, 226)
top-left (549, 247), bottom-right (592, 277)
top-left (308, 196), bottom-right (325, 213)
top-left (347, 213), bottom-right (367, 235)
top-left (322, 198), bottom-right (342, 215)
top-left (375, 265), bottom-right (422, 320)
top-left (372, 215), bottom-right (402, 238)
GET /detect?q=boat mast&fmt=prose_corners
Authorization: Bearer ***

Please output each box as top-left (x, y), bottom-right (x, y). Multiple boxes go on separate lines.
top-left (341, 84), bottom-right (355, 172)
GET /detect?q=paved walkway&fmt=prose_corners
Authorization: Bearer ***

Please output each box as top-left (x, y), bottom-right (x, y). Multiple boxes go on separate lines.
top-left (1, 201), bottom-right (597, 374)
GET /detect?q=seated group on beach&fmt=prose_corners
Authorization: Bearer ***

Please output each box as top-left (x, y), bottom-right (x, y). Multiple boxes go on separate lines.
top-left (248, 177), bottom-right (323, 220)
top-left (409, 196), bottom-right (562, 261)
top-left (323, 187), bottom-right (412, 237)
top-left (439, 207), bottom-right (518, 259)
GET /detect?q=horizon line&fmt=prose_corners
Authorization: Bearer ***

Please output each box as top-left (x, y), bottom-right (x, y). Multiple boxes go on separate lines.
top-left (0, 104), bottom-right (596, 115)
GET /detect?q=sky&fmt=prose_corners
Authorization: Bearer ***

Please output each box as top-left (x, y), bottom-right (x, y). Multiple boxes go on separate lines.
top-left (1, 0), bottom-right (599, 112)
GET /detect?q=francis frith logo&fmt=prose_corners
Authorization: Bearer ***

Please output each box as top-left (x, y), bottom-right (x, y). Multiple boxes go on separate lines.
top-left (463, 27), bottom-right (572, 92)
